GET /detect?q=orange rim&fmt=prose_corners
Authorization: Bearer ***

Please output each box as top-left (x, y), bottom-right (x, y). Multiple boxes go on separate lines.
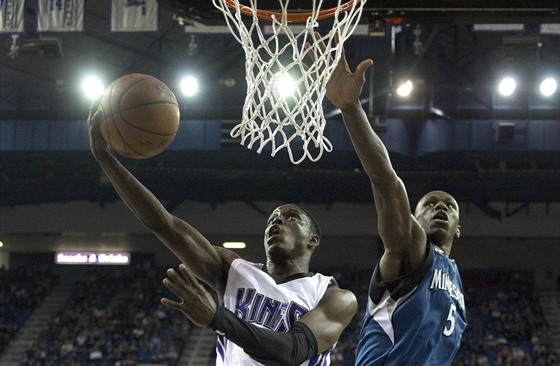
top-left (223, 0), bottom-right (360, 22)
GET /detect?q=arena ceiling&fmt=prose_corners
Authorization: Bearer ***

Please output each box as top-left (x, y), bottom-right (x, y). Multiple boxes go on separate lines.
top-left (0, 0), bottom-right (559, 211)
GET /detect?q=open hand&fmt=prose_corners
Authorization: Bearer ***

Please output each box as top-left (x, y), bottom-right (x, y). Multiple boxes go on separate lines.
top-left (326, 51), bottom-right (373, 111)
top-left (161, 264), bottom-right (217, 327)
top-left (309, 32), bottom-right (373, 111)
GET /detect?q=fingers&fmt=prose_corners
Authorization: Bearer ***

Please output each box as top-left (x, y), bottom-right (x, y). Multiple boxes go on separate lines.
top-left (161, 265), bottom-right (217, 327)
top-left (89, 97), bottom-right (101, 113)
top-left (87, 105), bottom-right (104, 132)
top-left (165, 267), bottom-right (191, 289)
top-left (162, 275), bottom-right (183, 298)
top-left (312, 31), bottom-right (342, 56)
top-left (355, 59), bottom-right (374, 79)
top-left (162, 265), bottom-right (203, 299)
top-left (88, 98), bottom-right (102, 121)
top-left (309, 31), bottom-right (353, 72)
top-left (313, 32), bottom-right (326, 54)
top-left (160, 296), bottom-right (183, 312)
top-left (308, 32), bottom-right (332, 64)
top-left (178, 263), bottom-right (196, 284)
top-left (161, 267), bottom-right (192, 313)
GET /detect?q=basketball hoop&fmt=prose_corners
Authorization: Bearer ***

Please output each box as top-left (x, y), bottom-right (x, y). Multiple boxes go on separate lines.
top-left (213, 0), bottom-right (366, 164)
top-left (222, 0), bottom-right (361, 22)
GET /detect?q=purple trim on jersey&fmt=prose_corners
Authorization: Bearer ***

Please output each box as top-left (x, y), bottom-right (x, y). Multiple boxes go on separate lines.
top-left (306, 350), bottom-right (329, 366)
top-left (216, 335), bottom-right (225, 361)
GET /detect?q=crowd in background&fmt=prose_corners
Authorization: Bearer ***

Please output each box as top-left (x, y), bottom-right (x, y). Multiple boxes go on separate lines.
top-left (1, 265), bottom-right (558, 365)
top-left (16, 265), bottom-right (190, 366)
top-left (452, 271), bottom-right (558, 366)
top-left (0, 267), bottom-right (58, 355)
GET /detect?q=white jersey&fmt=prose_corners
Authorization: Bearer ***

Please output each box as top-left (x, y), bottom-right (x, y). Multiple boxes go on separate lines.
top-left (215, 258), bottom-right (335, 366)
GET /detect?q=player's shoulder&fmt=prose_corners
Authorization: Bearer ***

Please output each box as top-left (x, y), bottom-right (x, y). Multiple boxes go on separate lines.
top-left (215, 246), bottom-right (242, 263)
top-left (214, 246), bottom-right (243, 274)
top-left (320, 285), bottom-right (358, 317)
top-left (323, 284), bottom-right (357, 303)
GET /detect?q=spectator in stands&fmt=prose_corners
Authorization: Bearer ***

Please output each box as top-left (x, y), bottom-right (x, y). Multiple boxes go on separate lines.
top-left (17, 266), bottom-right (189, 366)
top-left (497, 344), bottom-right (512, 364)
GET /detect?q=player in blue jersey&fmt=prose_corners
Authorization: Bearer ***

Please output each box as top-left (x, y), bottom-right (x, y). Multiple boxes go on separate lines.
top-left (87, 106), bottom-right (358, 365)
top-left (321, 36), bottom-right (467, 365)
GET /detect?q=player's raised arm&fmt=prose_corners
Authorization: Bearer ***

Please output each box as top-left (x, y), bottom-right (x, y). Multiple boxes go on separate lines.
top-left (87, 104), bottom-right (236, 293)
top-left (323, 39), bottom-right (427, 279)
top-left (310, 34), bottom-right (467, 366)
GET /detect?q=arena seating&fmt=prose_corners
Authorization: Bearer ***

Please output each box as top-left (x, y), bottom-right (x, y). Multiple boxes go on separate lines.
top-left (0, 267), bottom-right (58, 355)
top-left (2, 265), bottom-right (558, 365)
top-left (17, 265), bottom-right (190, 366)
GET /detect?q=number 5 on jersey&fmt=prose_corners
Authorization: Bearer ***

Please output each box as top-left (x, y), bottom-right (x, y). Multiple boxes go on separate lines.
top-left (443, 303), bottom-right (457, 336)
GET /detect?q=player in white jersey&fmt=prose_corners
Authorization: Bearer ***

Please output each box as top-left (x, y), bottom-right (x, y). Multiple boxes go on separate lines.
top-left (86, 115), bottom-right (358, 366)
top-left (157, 203), bottom-right (355, 366)
top-left (318, 36), bottom-right (467, 364)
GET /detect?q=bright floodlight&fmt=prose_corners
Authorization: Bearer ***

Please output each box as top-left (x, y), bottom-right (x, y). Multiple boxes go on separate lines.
top-left (539, 77), bottom-right (557, 97)
top-left (81, 75), bottom-right (105, 101)
top-left (396, 80), bottom-right (413, 97)
top-left (498, 77), bottom-right (516, 96)
top-left (180, 75), bottom-right (199, 97)
top-left (274, 73), bottom-right (296, 99)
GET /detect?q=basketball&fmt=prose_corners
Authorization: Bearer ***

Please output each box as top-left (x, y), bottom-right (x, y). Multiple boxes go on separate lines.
top-left (97, 73), bottom-right (180, 159)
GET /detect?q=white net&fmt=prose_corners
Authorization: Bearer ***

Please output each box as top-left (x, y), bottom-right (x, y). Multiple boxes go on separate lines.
top-left (213, 0), bottom-right (366, 164)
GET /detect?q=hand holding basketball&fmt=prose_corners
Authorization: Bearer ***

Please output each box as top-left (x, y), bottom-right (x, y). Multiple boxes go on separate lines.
top-left (88, 100), bottom-right (110, 157)
top-left (96, 74), bottom-right (180, 159)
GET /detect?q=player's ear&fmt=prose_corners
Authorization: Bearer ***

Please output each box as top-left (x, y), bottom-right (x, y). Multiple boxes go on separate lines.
top-left (308, 234), bottom-right (320, 249)
top-left (455, 225), bottom-right (461, 239)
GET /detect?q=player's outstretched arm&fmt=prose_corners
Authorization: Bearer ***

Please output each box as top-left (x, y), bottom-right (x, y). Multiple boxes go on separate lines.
top-left (162, 264), bottom-right (357, 366)
top-left (322, 38), bottom-right (427, 278)
top-left (87, 105), bottom-right (235, 293)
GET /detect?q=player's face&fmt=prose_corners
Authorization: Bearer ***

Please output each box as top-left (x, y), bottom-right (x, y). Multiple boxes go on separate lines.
top-left (415, 191), bottom-right (460, 244)
top-left (264, 205), bottom-right (313, 261)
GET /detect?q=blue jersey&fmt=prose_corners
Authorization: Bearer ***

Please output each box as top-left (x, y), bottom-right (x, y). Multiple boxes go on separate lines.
top-left (355, 242), bottom-right (467, 366)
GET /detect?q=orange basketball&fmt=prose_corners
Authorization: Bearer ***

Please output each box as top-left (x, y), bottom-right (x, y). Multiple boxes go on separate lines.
top-left (98, 74), bottom-right (180, 159)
